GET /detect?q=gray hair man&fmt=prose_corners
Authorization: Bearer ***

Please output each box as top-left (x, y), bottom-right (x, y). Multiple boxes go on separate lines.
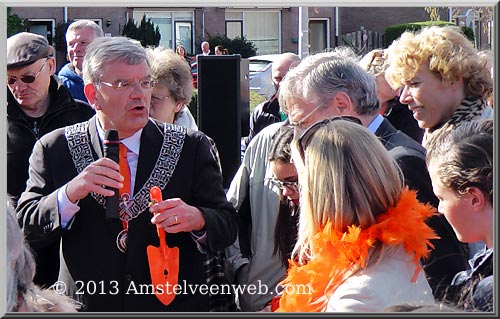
top-left (58, 19), bottom-right (104, 102)
top-left (279, 47), bottom-right (469, 300)
top-left (17, 36), bottom-right (236, 312)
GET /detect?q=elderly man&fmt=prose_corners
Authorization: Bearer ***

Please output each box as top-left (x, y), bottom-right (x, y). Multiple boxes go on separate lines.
top-left (58, 19), bottom-right (103, 103)
top-left (17, 36), bottom-right (237, 312)
top-left (200, 41), bottom-right (211, 56)
top-left (7, 32), bottom-right (95, 287)
top-left (241, 52), bottom-right (301, 157)
top-left (279, 47), bottom-right (469, 301)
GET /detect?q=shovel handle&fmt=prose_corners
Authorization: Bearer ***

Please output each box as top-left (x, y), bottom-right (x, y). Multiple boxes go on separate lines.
top-left (150, 186), bottom-right (167, 248)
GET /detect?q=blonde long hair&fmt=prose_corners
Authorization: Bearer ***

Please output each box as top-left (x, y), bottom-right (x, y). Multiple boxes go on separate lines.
top-left (292, 120), bottom-right (403, 264)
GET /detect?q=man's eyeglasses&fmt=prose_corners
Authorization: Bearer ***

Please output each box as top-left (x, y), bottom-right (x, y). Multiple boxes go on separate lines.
top-left (270, 178), bottom-right (299, 192)
top-left (297, 116), bottom-right (363, 160)
top-left (7, 58), bottom-right (49, 85)
top-left (151, 95), bottom-right (172, 104)
top-left (289, 105), bottom-right (323, 131)
top-left (99, 78), bottom-right (156, 91)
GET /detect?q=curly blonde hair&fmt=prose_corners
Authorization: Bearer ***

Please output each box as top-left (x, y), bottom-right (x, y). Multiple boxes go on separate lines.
top-left (385, 26), bottom-right (492, 100)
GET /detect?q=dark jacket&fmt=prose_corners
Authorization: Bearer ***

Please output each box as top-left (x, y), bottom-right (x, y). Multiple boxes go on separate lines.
top-left (17, 117), bottom-right (237, 312)
top-left (445, 248), bottom-right (493, 312)
top-left (241, 93), bottom-right (281, 157)
top-left (385, 98), bottom-right (424, 144)
top-left (8, 75), bottom-right (95, 287)
top-left (375, 118), bottom-right (469, 300)
top-left (57, 63), bottom-right (88, 103)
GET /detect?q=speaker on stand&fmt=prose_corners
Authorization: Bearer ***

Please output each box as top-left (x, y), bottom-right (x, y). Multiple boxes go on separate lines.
top-left (197, 55), bottom-right (249, 189)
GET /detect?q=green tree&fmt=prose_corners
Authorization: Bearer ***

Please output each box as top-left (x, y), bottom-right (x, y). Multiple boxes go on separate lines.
top-left (206, 33), bottom-right (257, 58)
top-left (122, 15), bottom-right (161, 47)
top-left (7, 7), bottom-right (27, 36)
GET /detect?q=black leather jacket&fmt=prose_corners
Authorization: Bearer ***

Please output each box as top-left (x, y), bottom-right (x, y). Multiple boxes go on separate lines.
top-left (7, 76), bottom-right (95, 207)
top-left (241, 93), bottom-right (281, 157)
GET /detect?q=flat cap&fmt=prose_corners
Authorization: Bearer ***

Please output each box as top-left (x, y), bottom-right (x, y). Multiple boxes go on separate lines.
top-left (7, 32), bottom-right (54, 69)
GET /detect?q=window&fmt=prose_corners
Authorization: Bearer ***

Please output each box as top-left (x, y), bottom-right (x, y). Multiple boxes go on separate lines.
top-left (309, 19), bottom-right (329, 54)
top-left (133, 10), bottom-right (194, 55)
top-left (226, 10), bottom-right (280, 55)
top-left (27, 19), bottom-right (55, 45)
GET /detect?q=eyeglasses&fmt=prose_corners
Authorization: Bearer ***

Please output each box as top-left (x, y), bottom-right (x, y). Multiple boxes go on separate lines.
top-left (151, 95), bottom-right (172, 104)
top-left (289, 105), bottom-right (323, 130)
top-left (7, 58), bottom-right (49, 85)
top-left (271, 178), bottom-right (299, 192)
top-left (297, 116), bottom-right (363, 160)
top-left (99, 78), bottom-right (156, 91)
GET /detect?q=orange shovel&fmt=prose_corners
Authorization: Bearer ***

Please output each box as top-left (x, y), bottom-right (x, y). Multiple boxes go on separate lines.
top-left (148, 186), bottom-right (180, 306)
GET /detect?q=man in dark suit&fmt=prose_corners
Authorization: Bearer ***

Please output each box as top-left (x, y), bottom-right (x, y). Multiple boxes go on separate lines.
top-left (279, 48), bottom-right (469, 300)
top-left (17, 37), bottom-right (237, 312)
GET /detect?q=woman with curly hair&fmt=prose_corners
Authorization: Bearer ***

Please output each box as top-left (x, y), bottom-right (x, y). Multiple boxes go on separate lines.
top-left (385, 26), bottom-right (493, 149)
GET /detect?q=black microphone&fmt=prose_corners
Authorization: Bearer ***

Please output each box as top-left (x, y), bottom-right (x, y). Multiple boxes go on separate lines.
top-left (103, 129), bottom-right (120, 219)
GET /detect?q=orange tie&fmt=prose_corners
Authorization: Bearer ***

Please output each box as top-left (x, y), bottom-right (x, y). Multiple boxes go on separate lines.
top-left (119, 143), bottom-right (131, 196)
top-left (119, 143), bottom-right (131, 229)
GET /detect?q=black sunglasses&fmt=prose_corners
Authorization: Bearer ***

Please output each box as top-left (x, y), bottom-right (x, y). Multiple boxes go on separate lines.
top-left (297, 116), bottom-right (362, 160)
top-left (8, 58), bottom-right (48, 85)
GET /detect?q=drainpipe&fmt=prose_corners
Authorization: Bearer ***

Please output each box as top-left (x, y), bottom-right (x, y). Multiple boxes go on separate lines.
top-left (298, 6), bottom-right (308, 58)
top-left (202, 8), bottom-right (205, 40)
top-left (335, 7), bottom-right (339, 47)
top-left (63, 7), bottom-right (68, 23)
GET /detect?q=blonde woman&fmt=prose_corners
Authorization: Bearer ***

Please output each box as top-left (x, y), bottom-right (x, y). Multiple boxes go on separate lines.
top-left (385, 25), bottom-right (493, 149)
top-left (276, 118), bottom-right (437, 312)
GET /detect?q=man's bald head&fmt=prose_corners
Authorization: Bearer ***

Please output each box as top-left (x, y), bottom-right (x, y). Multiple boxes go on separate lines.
top-left (272, 52), bottom-right (301, 90)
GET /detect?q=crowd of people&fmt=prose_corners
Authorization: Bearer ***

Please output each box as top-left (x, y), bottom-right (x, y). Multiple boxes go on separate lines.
top-left (6, 23), bottom-right (493, 313)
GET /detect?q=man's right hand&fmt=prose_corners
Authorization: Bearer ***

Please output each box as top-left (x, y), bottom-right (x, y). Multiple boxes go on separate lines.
top-left (65, 158), bottom-right (123, 204)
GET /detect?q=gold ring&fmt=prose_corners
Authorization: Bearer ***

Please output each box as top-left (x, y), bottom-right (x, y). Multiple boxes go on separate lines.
top-left (174, 215), bottom-right (179, 224)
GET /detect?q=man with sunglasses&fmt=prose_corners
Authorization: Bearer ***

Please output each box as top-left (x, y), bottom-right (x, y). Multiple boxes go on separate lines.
top-left (278, 47), bottom-right (469, 301)
top-left (7, 32), bottom-right (95, 288)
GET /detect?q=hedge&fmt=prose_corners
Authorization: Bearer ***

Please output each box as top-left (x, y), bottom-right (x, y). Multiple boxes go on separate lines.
top-left (384, 20), bottom-right (474, 47)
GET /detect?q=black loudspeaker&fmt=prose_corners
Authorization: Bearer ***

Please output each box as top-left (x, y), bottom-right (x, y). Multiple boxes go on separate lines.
top-left (197, 55), bottom-right (249, 189)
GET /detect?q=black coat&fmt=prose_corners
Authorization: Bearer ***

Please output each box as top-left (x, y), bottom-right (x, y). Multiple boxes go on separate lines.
top-left (17, 117), bottom-right (237, 312)
top-left (8, 76), bottom-right (95, 287)
top-left (447, 249), bottom-right (493, 311)
top-left (375, 118), bottom-right (469, 300)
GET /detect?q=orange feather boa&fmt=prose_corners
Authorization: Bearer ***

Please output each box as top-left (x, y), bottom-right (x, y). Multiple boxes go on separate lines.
top-left (275, 188), bottom-right (439, 312)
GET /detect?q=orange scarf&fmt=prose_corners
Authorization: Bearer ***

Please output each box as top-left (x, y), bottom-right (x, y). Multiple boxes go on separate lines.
top-left (276, 188), bottom-right (439, 312)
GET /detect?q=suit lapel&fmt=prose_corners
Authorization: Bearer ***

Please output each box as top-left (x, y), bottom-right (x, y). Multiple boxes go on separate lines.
top-left (88, 116), bottom-right (104, 159)
top-left (375, 118), bottom-right (395, 147)
top-left (134, 119), bottom-right (164, 194)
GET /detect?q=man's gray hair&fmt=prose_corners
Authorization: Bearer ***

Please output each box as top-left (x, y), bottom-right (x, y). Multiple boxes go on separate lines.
top-left (66, 19), bottom-right (104, 38)
top-left (82, 37), bottom-right (149, 85)
top-left (279, 47), bottom-right (380, 116)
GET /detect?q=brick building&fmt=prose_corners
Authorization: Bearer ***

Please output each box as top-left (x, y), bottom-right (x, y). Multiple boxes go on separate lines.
top-left (9, 6), bottom-right (494, 71)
